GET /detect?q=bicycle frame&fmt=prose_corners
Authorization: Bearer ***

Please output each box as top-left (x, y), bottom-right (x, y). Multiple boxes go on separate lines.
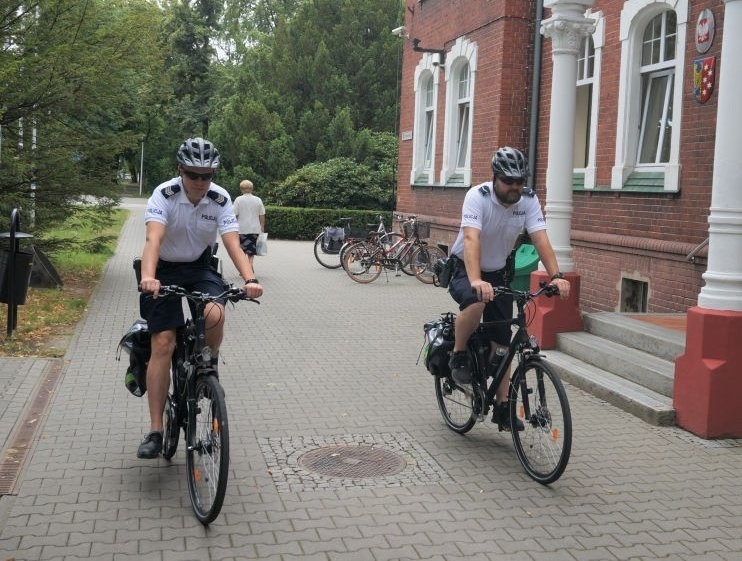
top-left (171, 299), bottom-right (216, 431)
top-left (466, 285), bottom-right (554, 419)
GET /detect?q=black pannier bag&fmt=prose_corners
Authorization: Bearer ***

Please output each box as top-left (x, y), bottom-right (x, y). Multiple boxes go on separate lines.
top-left (117, 319), bottom-right (151, 397)
top-left (422, 313), bottom-right (456, 376)
top-left (322, 226), bottom-right (345, 252)
top-left (433, 256), bottom-right (456, 289)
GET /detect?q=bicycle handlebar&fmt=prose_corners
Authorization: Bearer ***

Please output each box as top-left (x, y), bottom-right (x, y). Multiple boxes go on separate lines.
top-left (143, 284), bottom-right (259, 304)
top-left (472, 281), bottom-right (559, 300)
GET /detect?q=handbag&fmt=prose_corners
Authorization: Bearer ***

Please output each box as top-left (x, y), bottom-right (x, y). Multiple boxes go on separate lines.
top-left (256, 233), bottom-right (268, 256)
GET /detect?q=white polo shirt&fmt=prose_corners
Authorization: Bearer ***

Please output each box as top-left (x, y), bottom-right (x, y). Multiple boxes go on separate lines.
top-left (144, 177), bottom-right (239, 262)
top-left (233, 193), bottom-right (265, 234)
top-left (450, 181), bottom-right (547, 272)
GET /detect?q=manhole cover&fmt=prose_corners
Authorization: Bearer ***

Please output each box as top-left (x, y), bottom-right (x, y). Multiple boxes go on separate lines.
top-left (298, 445), bottom-right (407, 479)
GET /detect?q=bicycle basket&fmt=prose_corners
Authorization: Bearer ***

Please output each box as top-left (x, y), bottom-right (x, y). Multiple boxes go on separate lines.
top-left (404, 221), bottom-right (431, 239)
top-left (117, 319), bottom-right (151, 397)
top-left (423, 315), bottom-right (455, 376)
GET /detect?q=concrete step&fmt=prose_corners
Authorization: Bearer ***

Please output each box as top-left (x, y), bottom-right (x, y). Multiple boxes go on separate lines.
top-left (545, 350), bottom-right (676, 426)
top-left (556, 331), bottom-right (675, 398)
top-left (583, 312), bottom-right (685, 362)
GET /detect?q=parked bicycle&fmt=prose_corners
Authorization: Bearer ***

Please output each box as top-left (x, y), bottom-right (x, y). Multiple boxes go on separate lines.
top-left (145, 284), bottom-right (256, 524)
top-left (313, 217), bottom-right (353, 269)
top-left (339, 214), bottom-right (404, 273)
top-left (341, 215), bottom-right (446, 284)
top-left (421, 282), bottom-right (572, 484)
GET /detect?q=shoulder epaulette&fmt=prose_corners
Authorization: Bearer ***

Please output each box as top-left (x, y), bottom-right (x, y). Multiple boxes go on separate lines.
top-left (523, 187), bottom-right (535, 198)
top-left (478, 184), bottom-right (491, 196)
top-left (206, 190), bottom-right (228, 206)
top-left (159, 183), bottom-right (181, 199)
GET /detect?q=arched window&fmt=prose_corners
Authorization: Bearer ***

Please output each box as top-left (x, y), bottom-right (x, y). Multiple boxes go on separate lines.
top-left (411, 55), bottom-right (440, 185)
top-left (441, 36), bottom-right (477, 186)
top-left (574, 35), bottom-right (595, 169)
top-left (612, 0), bottom-right (687, 191)
top-left (637, 11), bottom-right (676, 164)
top-left (455, 62), bottom-right (471, 170)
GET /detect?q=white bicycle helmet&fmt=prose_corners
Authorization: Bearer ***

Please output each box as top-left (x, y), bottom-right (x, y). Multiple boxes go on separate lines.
top-left (491, 146), bottom-right (528, 178)
top-left (176, 137), bottom-right (220, 168)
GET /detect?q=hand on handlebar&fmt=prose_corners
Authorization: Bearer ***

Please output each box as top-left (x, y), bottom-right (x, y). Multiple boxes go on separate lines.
top-left (139, 277), bottom-right (161, 298)
top-left (243, 281), bottom-right (263, 299)
top-left (471, 279), bottom-right (496, 302)
top-left (549, 277), bottom-right (570, 300)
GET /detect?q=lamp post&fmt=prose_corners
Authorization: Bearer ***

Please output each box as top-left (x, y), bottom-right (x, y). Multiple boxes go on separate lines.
top-left (139, 139), bottom-right (145, 197)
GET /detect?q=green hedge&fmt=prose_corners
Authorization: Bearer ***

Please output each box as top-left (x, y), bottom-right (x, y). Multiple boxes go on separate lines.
top-left (263, 206), bottom-right (394, 240)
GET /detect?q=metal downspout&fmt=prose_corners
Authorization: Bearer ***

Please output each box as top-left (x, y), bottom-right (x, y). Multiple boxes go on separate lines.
top-left (528, 0), bottom-right (544, 187)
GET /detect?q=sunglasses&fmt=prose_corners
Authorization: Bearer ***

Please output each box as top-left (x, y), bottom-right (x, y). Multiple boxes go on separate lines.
top-left (182, 170), bottom-right (214, 181)
top-left (498, 176), bottom-right (525, 186)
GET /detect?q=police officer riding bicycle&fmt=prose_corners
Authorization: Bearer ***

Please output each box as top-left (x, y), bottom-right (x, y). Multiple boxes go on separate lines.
top-left (446, 146), bottom-right (570, 430)
top-left (137, 137), bottom-right (263, 459)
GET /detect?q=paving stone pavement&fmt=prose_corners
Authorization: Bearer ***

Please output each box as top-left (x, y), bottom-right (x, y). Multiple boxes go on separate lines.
top-left (0, 198), bottom-right (741, 561)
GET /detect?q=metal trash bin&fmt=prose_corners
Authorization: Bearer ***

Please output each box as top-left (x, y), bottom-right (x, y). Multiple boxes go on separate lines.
top-left (0, 249), bottom-right (34, 305)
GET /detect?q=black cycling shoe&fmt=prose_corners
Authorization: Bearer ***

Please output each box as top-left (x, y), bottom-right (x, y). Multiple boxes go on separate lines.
top-left (493, 402), bottom-right (525, 432)
top-left (137, 431), bottom-right (163, 459)
top-left (448, 351), bottom-right (472, 385)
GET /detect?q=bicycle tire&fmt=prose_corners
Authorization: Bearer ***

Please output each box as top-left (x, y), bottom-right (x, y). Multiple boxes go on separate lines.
top-left (186, 374), bottom-right (230, 524)
top-left (162, 394), bottom-right (179, 460)
top-left (435, 373), bottom-right (477, 433)
top-left (510, 358), bottom-right (572, 485)
top-left (341, 241), bottom-right (382, 283)
top-left (411, 245), bottom-right (447, 284)
top-left (313, 232), bottom-right (342, 269)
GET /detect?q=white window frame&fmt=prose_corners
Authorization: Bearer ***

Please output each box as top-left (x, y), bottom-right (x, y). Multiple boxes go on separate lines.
top-left (575, 10), bottom-right (604, 190)
top-left (612, 0), bottom-right (687, 191)
top-left (410, 54), bottom-right (441, 185)
top-left (441, 36), bottom-right (477, 186)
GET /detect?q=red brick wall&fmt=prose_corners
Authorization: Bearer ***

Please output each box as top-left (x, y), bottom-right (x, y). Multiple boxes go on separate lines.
top-left (397, 0), bottom-right (536, 247)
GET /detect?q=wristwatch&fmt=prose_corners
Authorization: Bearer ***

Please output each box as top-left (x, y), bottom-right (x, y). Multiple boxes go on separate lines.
top-left (243, 278), bottom-right (259, 285)
top-left (550, 272), bottom-right (565, 280)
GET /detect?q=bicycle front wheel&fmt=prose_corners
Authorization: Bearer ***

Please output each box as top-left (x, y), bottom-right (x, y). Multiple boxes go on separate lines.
top-left (186, 375), bottom-right (230, 524)
top-left (313, 232), bottom-right (342, 269)
top-left (510, 359), bottom-right (572, 485)
top-left (341, 241), bottom-right (382, 283)
top-left (435, 373), bottom-right (477, 434)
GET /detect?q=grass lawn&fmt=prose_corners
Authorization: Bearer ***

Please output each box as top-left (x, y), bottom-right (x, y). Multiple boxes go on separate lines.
top-left (0, 207), bottom-right (128, 357)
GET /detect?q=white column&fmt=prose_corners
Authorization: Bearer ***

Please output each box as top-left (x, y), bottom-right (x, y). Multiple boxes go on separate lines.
top-left (698, 0), bottom-right (742, 311)
top-left (540, 1), bottom-right (595, 273)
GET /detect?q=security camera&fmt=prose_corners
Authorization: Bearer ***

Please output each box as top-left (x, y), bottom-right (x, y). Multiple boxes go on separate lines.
top-left (392, 26), bottom-right (407, 37)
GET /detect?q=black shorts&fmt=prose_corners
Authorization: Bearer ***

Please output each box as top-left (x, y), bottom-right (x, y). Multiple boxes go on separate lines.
top-left (448, 257), bottom-right (514, 346)
top-left (239, 233), bottom-right (258, 256)
top-left (139, 261), bottom-right (228, 334)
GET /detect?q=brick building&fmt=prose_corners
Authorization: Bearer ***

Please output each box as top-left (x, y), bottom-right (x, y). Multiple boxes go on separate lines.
top-left (394, 0), bottom-right (742, 437)
top-left (395, 0), bottom-right (722, 314)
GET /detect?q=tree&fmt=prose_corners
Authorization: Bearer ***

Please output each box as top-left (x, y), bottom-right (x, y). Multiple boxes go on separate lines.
top-left (0, 0), bottom-right (167, 234)
top-left (162, 0), bottom-right (222, 137)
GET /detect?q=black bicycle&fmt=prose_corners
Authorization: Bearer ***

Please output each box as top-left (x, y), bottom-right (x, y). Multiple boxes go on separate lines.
top-left (152, 284), bottom-right (255, 524)
top-left (422, 282), bottom-right (572, 484)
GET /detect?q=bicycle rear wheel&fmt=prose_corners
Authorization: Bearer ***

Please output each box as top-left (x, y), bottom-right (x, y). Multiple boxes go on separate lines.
top-left (411, 244), bottom-right (447, 284)
top-left (342, 241), bottom-right (382, 283)
top-left (510, 359), bottom-right (572, 485)
top-left (162, 394), bottom-right (179, 460)
top-left (186, 374), bottom-right (229, 524)
top-left (313, 232), bottom-right (342, 269)
top-left (435, 373), bottom-right (477, 433)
